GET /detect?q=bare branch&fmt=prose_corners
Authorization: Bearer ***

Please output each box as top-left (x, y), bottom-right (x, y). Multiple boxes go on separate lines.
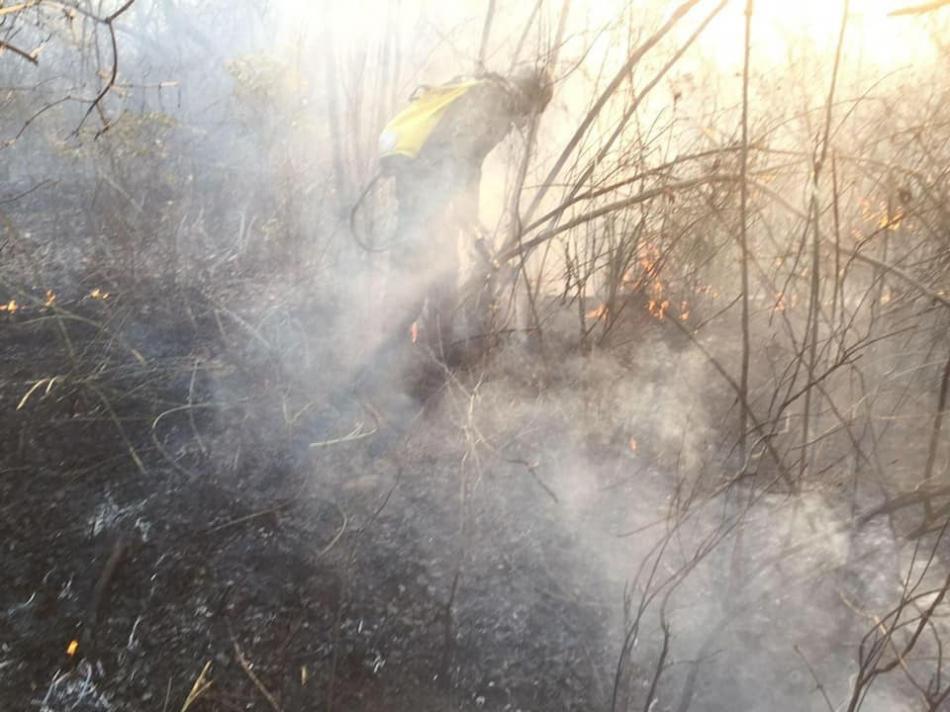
top-left (889, 0), bottom-right (950, 15)
top-left (0, 39), bottom-right (38, 64)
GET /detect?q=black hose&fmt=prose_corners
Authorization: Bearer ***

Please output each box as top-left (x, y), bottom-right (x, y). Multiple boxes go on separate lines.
top-left (349, 171), bottom-right (390, 253)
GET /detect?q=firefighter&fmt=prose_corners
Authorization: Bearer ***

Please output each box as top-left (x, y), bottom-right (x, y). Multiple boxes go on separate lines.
top-left (365, 66), bottom-right (553, 406)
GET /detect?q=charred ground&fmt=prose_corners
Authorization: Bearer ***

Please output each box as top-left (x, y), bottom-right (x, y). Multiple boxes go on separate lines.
top-left (4, 2), bottom-right (950, 711)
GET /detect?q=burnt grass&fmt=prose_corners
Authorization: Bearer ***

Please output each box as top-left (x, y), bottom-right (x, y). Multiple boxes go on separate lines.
top-left (0, 272), bottom-right (631, 712)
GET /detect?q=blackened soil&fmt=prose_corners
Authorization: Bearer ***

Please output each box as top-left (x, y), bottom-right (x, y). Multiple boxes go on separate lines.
top-left (1, 287), bottom-right (614, 712)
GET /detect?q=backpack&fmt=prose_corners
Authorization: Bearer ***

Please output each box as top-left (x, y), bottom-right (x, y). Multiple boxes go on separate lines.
top-left (377, 79), bottom-right (482, 174)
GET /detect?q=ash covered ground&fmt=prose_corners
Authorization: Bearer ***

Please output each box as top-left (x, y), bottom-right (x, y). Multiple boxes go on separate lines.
top-left (3, 2), bottom-right (950, 710)
top-left (0, 186), bottom-right (927, 710)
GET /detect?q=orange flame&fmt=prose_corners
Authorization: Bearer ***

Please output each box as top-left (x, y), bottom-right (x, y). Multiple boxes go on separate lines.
top-left (640, 244), bottom-right (672, 320)
top-left (881, 209), bottom-right (904, 231)
top-left (586, 303), bottom-right (608, 320)
top-left (409, 320), bottom-right (419, 344)
top-left (772, 292), bottom-right (800, 312)
top-left (0, 299), bottom-right (18, 313)
top-left (44, 290), bottom-right (56, 307)
top-left (859, 198), bottom-right (904, 231)
top-left (616, 243), bottom-right (694, 321)
top-left (647, 299), bottom-right (670, 320)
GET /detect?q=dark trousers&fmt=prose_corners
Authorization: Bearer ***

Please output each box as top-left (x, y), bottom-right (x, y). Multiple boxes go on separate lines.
top-left (359, 162), bottom-right (471, 408)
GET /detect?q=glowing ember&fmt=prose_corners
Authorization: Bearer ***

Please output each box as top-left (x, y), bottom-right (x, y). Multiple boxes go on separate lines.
top-left (647, 298), bottom-right (670, 320)
top-left (66, 640), bottom-right (79, 657)
top-left (409, 320), bottom-right (419, 344)
top-left (0, 299), bottom-right (18, 313)
top-left (628, 436), bottom-right (638, 453)
top-left (89, 288), bottom-right (110, 300)
top-left (44, 289), bottom-right (56, 307)
top-left (586, 303), bottom-right (608, 320)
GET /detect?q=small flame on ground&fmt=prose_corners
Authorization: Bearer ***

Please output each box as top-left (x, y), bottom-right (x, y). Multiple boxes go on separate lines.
top-left (648, 299), bottom-right (670, 320)
top-left (628, 436), bottom-right (638, 453)
top-left (859, 198), bottom-right (905, 232)
top-left (409, 321), bottom-right (419, 344)
top-left (66, 640), bottom-right (79, 657)
top-left (641, 244), bottom-right (672, 320)
top-left (44, 290), bottom-right (56, 307)
top-left (611, 243), bottom-right (695, 322)
top-left (586, 303), bottom-right (608, 320)
top-left (0, 299), bottom-right (18, 313)
top-left (90, 288), bottom-right (110, 300)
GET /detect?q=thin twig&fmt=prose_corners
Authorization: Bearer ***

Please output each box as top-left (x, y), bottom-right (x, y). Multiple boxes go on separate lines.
top-left (738, 0), bottom-right (753, 463)
top-left (514, 0), bottom-right (703, 232)
top-left (231, 634), bottom-right (283, 712)
top-left (202, 503), bottom-right (292, 535)
top-left (793, 645), bottom-right (836, 712)
top-left (476, 0), bottom-right (496, 71)
top-left (889, 0), bottom-right (950, 15)
top-left (0, 39), bottom-right (38, 64)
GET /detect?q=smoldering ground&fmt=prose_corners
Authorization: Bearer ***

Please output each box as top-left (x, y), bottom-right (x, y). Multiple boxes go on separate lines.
top-left (3, 1), bottom-right (950, 711)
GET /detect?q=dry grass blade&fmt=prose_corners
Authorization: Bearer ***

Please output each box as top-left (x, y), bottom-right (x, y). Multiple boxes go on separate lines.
top-left (231, 636), bottom-right (283, 712)
top-left (178, 660), bottom-right (212, 712)
top-left (308, 420), bottom-right (377, 448)
top-left (17, 377), bottom-right (54, 410)
top-left (316, 500), bottom-right (348, 557)
top-left (202, 502), bottom-right (292, 535)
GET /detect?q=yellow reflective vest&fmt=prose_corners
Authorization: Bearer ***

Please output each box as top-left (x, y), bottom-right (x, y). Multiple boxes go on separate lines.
top-left (378, 80), bottom-right (482, 160)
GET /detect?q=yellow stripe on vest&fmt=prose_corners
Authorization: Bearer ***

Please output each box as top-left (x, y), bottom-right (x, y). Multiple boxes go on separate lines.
top-left (378, 80), bottom-right (481, 160)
